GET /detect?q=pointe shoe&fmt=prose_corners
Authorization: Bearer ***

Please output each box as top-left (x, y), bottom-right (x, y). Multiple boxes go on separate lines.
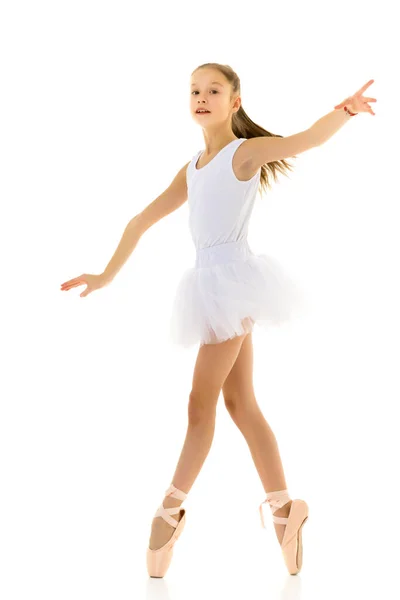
top-left (259, 489), bottom-right (309, 575)
top-left (146, 483), bottom-right (188, 578)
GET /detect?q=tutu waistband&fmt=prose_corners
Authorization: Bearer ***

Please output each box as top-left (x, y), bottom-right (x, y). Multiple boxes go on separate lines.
top-left (195, 239), bottom-right (252, 269)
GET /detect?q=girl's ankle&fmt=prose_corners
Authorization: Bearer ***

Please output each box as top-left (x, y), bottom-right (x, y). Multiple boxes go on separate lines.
top-left (274, 500), bottom-right (292, 517)
top-left (162, 496), bottom-right (184, 509)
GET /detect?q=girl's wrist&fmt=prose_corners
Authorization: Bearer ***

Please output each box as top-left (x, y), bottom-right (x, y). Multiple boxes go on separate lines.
top-left (343, 105), bottom-right (358, 117)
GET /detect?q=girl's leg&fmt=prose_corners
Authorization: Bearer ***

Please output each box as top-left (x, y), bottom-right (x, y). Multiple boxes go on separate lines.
top-left (149, 322), bottom-right (250, 550)
top-left (221, 332), bottom-right (292, 545)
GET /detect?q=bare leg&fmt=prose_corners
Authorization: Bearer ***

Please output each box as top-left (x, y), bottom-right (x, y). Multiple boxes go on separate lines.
top-left (222, 333), bottom-right (292, 545)
top-left (228, 403), bottom-right (291, 544)
top-left (149, 323), bottom-right (250, 550)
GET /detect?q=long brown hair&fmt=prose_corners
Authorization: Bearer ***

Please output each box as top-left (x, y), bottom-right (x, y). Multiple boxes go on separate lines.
top-left (193, 63), bottom-right (297, 197)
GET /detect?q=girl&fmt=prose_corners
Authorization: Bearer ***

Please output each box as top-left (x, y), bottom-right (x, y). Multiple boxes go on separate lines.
top-left (60, 64), bottom-right (376, 577)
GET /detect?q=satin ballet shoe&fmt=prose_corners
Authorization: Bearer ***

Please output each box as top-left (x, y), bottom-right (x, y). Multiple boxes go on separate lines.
top-left (146, 483), bottom-right (187, 578)
top-left (259, 489), bottom-right (309, 575)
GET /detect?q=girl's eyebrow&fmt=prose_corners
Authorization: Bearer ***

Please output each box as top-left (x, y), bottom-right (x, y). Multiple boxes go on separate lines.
top-left (191, 81), bottom-right (224, 87)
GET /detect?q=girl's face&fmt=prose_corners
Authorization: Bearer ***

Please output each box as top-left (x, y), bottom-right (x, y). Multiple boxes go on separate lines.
top-left (190, 69), bottom-right (240, 126)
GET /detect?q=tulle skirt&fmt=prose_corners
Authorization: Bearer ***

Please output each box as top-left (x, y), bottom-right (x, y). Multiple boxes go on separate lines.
top-left (169, 238), bottom-right (307, 348)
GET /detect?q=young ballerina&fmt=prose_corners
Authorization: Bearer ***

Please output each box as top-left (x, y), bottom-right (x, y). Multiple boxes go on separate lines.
top-left (60, 65), bottom-right (376, 577)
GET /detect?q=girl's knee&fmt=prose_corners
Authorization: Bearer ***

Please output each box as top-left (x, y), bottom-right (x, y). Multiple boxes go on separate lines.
top-left (224, 393), bottom-right (257, 417)
top-left (188, 391), bottom-right (218, 424)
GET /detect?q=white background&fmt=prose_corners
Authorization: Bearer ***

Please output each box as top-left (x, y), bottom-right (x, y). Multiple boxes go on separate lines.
top-left (1, 0), bottom-right (399, 599)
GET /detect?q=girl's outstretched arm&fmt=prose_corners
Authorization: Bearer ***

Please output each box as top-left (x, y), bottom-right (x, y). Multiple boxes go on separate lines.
top-left (60, 160), bottom-right (190, 296)
top-left (239, 79), bottom-right (376, 171)
top-left (101, 160), bottom-right (190, 283)
top-left (235, 110), bottom-right (351, 174)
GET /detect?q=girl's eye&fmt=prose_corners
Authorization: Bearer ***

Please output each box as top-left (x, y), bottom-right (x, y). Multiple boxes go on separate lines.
top-left (191, 90), bottom-right (218, 95)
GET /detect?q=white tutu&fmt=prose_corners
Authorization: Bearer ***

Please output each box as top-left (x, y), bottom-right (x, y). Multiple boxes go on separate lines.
top-left (169, 238), bottom-right (307, 348)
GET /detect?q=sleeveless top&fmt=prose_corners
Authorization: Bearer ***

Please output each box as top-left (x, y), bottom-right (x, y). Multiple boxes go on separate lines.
top-left (169, 138), bottom-right (306, 348)
top-left (185, 138), bottom-right (261, 253)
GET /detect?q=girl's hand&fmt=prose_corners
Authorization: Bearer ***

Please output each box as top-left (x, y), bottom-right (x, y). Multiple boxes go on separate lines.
top-left (60, 273), bottom-right (110, 297)
top-left (334, 79), bottom-right (377, 116)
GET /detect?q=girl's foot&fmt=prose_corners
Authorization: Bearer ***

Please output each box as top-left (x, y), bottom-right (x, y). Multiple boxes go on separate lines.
top-left (272, 500), bottom-right (292, 545)
top-left (259, 490), bottom-right (309, 575)
top-left (259, 489), bottom-right (292, 546)
top-left (147, 484), bottom-right (188, 578)
top-left (149, 495), bottom-right (184, 550)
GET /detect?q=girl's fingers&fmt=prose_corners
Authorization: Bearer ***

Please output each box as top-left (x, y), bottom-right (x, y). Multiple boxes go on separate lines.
top-left (61, 274), bottom-right (86, 284)
top-left (60, 276), bottom-right (86, 288)
top-left (61, 281), bottom-right (85, 290)
top-left (334, 83), bottom-right (376, 112)
top-left (62, 278), bottom-right (79, 285)
top-left (356, 79), bottom-right (374, 95)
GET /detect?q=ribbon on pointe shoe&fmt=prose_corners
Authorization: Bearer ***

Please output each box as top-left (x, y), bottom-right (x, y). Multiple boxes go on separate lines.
top-left (152, 483), bottom-right (188, 528)
top-left (259, 489), bottom-right (291, 528)
top-left (164, 484), bottom-right (188, 501)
